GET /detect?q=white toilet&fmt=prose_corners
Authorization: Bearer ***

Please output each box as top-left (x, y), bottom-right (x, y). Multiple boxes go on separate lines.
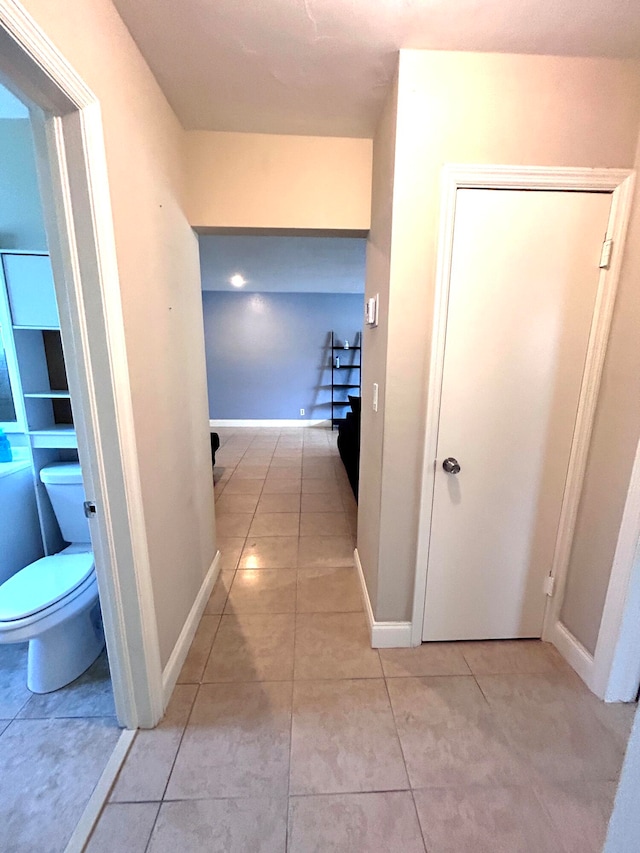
top-left (0, 462), bottom-right (104, 693)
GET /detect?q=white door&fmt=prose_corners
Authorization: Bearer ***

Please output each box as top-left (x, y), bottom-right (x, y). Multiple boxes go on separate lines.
top-left (423, 188), bottom-right (612, 641)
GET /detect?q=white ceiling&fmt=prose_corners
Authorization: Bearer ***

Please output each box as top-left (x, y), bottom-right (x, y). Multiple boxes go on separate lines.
top-left (199, 235), bottom-right (366, 293)
top-left (113, 0), bottom-right (640, 138)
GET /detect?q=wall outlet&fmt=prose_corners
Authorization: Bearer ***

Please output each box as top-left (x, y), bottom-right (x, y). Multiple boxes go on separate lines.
top-left (300, 408), bottom-right (305, 416)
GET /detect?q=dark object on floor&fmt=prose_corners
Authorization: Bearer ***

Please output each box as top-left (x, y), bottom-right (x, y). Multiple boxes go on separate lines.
top-left (210, 432), bottom-right (220, 467)
top-left (337, 396), bottom-right (360, 500)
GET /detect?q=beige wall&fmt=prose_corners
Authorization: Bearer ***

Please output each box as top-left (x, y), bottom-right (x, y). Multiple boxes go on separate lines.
top-left (357, 73), bottom-right (398, 607)
top-left (361, 50), bottom-right (640, 623)
top-left (561, 133), bottom-right (640, 654)
top-left (185, 131), bottom-right (372, 231)
top-left (22, 0), bottom-right (216, 667)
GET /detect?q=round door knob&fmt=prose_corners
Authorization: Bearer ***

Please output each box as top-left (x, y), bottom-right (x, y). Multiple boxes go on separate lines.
top-left (442, 457), bottom-right (461, 474)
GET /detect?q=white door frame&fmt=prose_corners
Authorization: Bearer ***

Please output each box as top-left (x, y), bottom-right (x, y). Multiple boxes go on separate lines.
top-left (0, 1), bottom-right (164, 727)
top-left (411, 165), bottom-right (635, 697)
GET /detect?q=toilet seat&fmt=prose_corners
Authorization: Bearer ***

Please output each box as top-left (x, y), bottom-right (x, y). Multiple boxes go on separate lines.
top-left (0, 552), bottom-right (95, 622)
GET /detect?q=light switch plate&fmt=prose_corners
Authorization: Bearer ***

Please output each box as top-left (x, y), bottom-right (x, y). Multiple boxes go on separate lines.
top-left (365, 294), bottom-right (379, 327)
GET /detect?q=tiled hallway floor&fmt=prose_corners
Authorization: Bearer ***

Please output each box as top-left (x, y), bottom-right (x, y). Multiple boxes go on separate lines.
top-left (89, 428), bottom-right (636, 852)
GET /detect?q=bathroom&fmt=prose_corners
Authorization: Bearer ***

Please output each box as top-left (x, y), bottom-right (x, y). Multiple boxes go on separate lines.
top-left (0, 81), bottom-right (120, 852)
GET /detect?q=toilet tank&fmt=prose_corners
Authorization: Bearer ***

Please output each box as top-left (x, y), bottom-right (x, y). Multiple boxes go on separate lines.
top-left (39, 463), bottom-right (91, 545)
top-left (0, 453), bottom-right (44, 584)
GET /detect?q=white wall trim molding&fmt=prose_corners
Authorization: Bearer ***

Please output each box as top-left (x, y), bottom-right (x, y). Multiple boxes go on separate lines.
top-left (410, 163), bottom-right (460, 647)
top-left (63, 728), bottom-right (136, 853)
top-left (592, 435), bottom-right (640, 702)
top-left (542, 169), bottom-right (635, 649)
top-left (354, 547), bottom-right (375, 630)
top-left (372, 620), bottom-right (412, 648)
top-left (440, 164), bottom-right (634, 192)
top-left (354, 549), bottom-right (412, 648)
top-left (161, 551), bottom-right (220, 707)
top-left (210, 419), bottom-right (331, 429)
top-left (0, 1), bottom-right (165, 727)
top-left (411, 164), bottom-right (636, 674)
top-left (0, 1), bottom-right (93, 107)
top-left (550, 620), bottom-right (595, 689)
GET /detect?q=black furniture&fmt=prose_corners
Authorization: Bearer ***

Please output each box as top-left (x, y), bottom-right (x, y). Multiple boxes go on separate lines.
top-left (337, 395), bottom-right (360, 500)
top-left (331, 331), bottom-right (361, 429)
top-left (210, 432), bottom-right (220, 467)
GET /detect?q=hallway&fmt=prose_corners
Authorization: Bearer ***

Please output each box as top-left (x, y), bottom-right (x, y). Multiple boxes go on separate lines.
top-left (87, 428), bottom-right (635, 852)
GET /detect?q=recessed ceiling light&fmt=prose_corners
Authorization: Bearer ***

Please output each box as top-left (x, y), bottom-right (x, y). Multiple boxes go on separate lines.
top-left (230, 273), bottom-right (246, 288)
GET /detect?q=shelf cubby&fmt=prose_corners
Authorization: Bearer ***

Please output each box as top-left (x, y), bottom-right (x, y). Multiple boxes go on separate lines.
top-left (330, 330), bottom-right (362, 429)
top-left (0, 250), bottom-right (78, 552)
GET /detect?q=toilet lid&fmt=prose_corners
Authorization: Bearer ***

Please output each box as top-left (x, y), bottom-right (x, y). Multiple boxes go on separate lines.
top-left (0, 553), bottom-right (95, 621)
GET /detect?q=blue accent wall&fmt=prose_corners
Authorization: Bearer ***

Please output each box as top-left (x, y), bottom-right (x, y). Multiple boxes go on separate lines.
top-left (202, 292), bottom-right (363, 419)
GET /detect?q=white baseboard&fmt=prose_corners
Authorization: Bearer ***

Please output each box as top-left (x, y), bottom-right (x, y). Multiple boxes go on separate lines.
top-left (550, 619), bottom-right (596, 692)
top-left (210, 419), bottom-right (331, 428)
top-left (371, 620), bottom-right (413, 648)
top-left (354, 547), bottom-right (375, 631)
top-left (353, 548), bottom-right (412, 649)
top-left (161, 551), bottom-right (220, 706)
top-left (64, 728), bottom-right (136, 853)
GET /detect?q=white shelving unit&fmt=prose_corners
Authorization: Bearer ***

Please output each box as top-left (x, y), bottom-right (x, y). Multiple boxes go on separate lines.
top-left (0, 250), bottom-right (78, 555)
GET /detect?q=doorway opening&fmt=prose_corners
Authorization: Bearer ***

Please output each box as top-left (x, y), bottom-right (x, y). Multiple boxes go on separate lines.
top-left (0, 79), bottom-right (116, 706)
top-left (198, 229), bottom-right (366, 501)
top-left (0, 6), bottom-right (163, 734)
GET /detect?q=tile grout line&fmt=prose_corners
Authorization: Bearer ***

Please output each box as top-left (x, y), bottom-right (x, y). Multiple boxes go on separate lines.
top-left (141, 802), bottom-right (162, 853)
top-left (128, 786), bottom-right (434, 804)
top-left (157, 680), bottom-right (201, 803)
top-left (382, 673), bottom-right (414, 795)
top-left (183, 674), bottom-right (390, 685)
top-left (286, 472), bottom-right (298, 852)
top-left (139, 680), bottom-right (203, 852)
top-left (528, 783), bottom-right (575, 853)
top-left (470, 671), bottom-right (492, 707)
top-left (409, 787), bottom-right (430, 853)
top-left (197, 579), bottom-right (229, 681)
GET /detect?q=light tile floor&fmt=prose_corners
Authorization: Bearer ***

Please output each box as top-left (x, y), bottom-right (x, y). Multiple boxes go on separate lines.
top-left (88, 427), bottom-right (636, 852)
top-left (0, 645), bottom-right (119, 852)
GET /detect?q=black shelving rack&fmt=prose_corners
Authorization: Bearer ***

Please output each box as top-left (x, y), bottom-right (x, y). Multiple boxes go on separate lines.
top-left (330, 330), bottom-right (361, 429)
